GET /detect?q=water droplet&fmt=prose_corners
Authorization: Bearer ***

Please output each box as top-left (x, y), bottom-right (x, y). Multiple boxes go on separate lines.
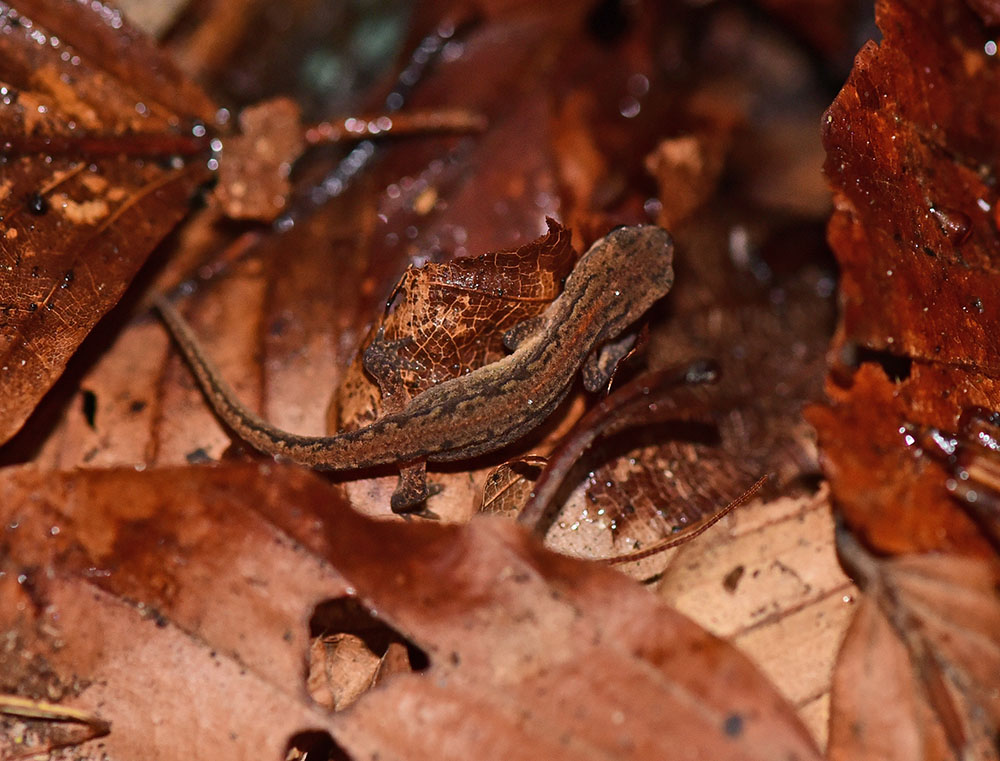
top-left (930, 206), bottom-right (971, 243)
top-left (441, 40), bottom-right (464, 62)
top-left (627, 73), bottom-right (649, 97)
top-left (619, 96), bottom-right (641, 119)
top-left (26, 192), bottom-right (47, 215)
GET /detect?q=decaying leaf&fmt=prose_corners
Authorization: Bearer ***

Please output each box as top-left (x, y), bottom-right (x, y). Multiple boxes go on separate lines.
top-left (0, 463), bottom-right (823, 761)
top-left (332, 219), bottom-right (576, 428)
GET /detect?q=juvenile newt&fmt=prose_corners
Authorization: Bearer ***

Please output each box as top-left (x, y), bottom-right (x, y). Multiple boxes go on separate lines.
top-left (154, 224), bottom-right (674, 511)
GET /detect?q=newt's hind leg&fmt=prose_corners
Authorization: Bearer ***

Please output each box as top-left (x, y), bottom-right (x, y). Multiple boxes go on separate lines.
top-left (390, 460), bottom-right (442, 517)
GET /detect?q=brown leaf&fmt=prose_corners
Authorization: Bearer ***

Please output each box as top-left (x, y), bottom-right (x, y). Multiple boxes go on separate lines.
top-left (829, 534), bottom-right (1000, 761)
top-left (307, 633), bottom-right (382, 711)
top-left (644, 132), bottom-right (731, 229)
top-left (0, 463), bottom-right (822, 760)
top-left (0, 1), bottom-right (214, 444)
top-left (808, 366), bottom-right (991, 555)
top-left (213, 97), bottom-right (304, 221)
top-left (333, 219), bottom-right (576, 428)
top-left (480, 455), bottom-right (545, 518)
top-left (658, 486), bottom-right (857, 746)
top-left (817, 0), bottom-right (1000, 554)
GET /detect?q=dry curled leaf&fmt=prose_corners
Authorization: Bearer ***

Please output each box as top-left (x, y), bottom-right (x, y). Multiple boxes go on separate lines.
top-left (332, 219), bottom-right (576, 429)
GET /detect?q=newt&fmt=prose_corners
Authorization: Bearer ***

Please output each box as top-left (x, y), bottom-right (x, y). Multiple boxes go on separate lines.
top-left (154, 224), bottom-right (674, 512)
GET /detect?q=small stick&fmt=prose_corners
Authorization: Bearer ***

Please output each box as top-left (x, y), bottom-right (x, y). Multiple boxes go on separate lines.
top-left (304, 109), bottom-right (487, 146)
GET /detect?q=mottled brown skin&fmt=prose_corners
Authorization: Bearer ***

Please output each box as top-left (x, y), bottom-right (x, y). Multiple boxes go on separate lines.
top-left (155, 225), bottom-right (674, 510)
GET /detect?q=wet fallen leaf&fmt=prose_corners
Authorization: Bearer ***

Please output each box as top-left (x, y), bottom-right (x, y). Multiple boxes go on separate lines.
top-left (0, 0), bottom-right (214, 444)
top-left (813, 2), bottom-right (1000, 759)
top-left (816, 0), bottom-right (1000, 552)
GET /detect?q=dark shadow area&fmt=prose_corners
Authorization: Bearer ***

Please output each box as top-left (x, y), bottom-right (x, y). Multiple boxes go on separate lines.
top-left (285, 729), bottom-right (354, 761)
top-left (309, 596), bottom-right (430, 673)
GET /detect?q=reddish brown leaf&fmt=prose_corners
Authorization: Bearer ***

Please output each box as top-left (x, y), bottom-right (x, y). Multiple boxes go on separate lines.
top-left (808, 366), bottom-right (991, 555)
top-left (13, 0), bottom-right (216, 119)
top-left (0, 1), bottom-right (214, 444)
top-left (823, 0), bottom-right (1000, 368)
top-left (817, 0), bottom-right (1000, 553)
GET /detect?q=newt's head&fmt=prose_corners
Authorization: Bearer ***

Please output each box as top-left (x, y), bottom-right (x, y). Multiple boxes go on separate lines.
top-left (571, 224), bottom-right (675, 342)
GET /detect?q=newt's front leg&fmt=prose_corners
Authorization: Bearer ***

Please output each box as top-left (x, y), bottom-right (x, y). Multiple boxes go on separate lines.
top-left (391, 461), bottom-right (442, 516)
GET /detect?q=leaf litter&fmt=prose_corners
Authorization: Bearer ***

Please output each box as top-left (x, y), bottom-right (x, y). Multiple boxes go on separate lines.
top-left (4, 0), bottom-right (990, 758)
